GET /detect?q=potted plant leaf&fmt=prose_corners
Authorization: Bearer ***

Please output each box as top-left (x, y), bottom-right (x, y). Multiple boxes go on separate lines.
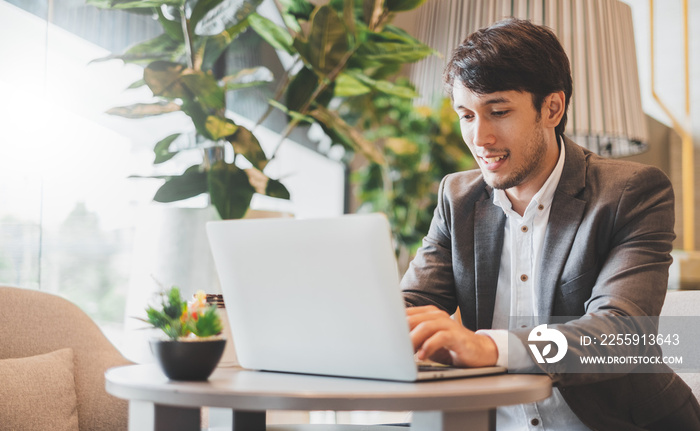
top-left (141, 286), bottom-right (226, 380)
top-left (88, 0), bottom-right (290, 220)
top-left (245, 0), bottom-right (435, 164)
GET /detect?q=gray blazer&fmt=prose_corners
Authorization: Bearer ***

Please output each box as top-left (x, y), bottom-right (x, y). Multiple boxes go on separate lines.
top-left (402, 137), bottom-right (697, 430)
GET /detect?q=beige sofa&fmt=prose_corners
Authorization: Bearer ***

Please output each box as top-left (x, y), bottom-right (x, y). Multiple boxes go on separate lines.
top-left (0, 286), bottom-right (132, 430)
top-left (660, 289), bottom-right (700, 401)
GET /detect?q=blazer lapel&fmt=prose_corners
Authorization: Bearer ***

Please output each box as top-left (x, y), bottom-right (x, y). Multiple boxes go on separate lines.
top-left (474, 194), bottom-right (506, 329)
top-left (537, 137), bottom-right (588, 318)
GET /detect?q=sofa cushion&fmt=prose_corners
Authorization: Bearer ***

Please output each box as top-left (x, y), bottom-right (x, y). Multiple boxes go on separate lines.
top-left (0, 348), bottom-right (79, 431)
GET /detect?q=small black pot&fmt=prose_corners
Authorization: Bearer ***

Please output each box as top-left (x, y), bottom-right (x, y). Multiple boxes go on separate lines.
top-left (150, 338), bottom-right (226, 381)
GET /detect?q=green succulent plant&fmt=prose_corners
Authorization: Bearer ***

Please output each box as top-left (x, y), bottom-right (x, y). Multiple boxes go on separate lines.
top-left (141, 286), bottom-right (223, 340)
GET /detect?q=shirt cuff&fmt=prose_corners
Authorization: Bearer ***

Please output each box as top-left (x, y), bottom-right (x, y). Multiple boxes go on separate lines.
top-left (476, 329), bottom-right (534, 370)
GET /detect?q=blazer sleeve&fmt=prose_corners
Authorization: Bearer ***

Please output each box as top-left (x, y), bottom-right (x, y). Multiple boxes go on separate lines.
top-left (511, 164), bottom-right (676, 386)
top-left (401, 175), bottom-right (459, 314)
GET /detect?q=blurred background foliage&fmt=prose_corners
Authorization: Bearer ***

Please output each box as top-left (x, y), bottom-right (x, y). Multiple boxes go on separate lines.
top-left (346, 79), bottom-right (474, 269)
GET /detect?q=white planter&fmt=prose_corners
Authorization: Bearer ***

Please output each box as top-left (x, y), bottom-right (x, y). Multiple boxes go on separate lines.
top-left (122, 205), bottom-right (292, 364)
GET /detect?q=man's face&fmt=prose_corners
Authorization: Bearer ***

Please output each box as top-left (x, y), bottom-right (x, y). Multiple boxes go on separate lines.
top-left (452, 81), bottom-right (554, 193)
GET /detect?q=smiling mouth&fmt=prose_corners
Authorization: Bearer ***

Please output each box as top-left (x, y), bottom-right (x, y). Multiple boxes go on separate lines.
top-left (480, 154), bottom-right (508, 164)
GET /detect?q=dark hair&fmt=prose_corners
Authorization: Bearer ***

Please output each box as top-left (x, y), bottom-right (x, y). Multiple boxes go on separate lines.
top-left (444, 18), bottom-right (573, 136)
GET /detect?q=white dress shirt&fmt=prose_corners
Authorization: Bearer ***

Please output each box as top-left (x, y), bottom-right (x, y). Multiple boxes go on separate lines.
top-left (477, 141), bottom-right (591, 431)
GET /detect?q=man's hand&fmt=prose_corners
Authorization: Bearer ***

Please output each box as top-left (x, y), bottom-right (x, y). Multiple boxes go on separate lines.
top-left (407, 305), bottom-right (498, 368)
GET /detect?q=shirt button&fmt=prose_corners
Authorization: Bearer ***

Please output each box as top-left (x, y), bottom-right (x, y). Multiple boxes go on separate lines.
top-left (520, 274), bottom-right (529, 282)
top-left (531, 418), bottom-right (540, 426)
top-left (538, 204), bottom-right (544, 211)
top-left (521, 225), bottom-right (529, 233)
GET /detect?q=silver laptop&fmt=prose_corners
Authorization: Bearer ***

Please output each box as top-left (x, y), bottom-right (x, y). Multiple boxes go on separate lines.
top-left (206, 213), bottom-right (505, 382)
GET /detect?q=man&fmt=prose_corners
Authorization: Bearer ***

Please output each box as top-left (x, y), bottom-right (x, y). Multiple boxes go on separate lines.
top-left (402, 18), bottom-right (700, 430)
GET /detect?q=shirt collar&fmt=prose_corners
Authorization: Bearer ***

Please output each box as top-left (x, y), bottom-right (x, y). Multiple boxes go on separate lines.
top-left (492, 135), bottom-right (566, 217)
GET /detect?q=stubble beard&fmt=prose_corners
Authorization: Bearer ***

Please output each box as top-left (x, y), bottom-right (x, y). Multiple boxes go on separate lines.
top-left (484, 124), bottom-right (548, 191)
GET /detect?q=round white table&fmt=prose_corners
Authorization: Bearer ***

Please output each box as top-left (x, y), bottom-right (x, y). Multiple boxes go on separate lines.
top-left (106, 364), bottom-right (551, 431)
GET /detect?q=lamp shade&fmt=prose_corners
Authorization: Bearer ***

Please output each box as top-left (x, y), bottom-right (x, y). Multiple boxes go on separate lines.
top-left (409, 0), bottom-right (647, 157)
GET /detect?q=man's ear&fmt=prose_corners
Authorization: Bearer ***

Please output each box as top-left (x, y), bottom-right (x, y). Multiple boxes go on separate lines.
top-left (542, 91), bottom-right (566, 127)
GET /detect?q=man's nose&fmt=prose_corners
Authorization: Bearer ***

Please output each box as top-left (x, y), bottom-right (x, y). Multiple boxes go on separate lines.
top-left (472, 118), bottom-right (495, 147)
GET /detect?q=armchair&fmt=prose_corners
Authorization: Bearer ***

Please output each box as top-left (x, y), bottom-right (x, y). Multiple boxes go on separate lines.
top-left (0, 285), bottom-right (132, 430)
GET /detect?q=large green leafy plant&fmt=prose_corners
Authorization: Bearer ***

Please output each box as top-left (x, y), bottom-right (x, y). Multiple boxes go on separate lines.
top-left (88, 0), bottom-right (434, 218)
top-left (89, 0), bottom-right (289, 219)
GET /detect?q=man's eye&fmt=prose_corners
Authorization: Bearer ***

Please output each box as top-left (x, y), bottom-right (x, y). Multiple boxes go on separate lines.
top-left (460, 114), bottom-right (474, 121)
top-left (492, 110), bottom-right (509, 117)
